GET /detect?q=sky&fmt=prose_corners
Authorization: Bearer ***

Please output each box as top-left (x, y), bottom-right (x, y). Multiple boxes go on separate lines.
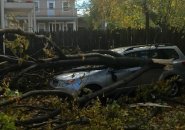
top-left (76, 0), bottom-right (90, 15)
top-left (76, 0), bottom-right (90, 5)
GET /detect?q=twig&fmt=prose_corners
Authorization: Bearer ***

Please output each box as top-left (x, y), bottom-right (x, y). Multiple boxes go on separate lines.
top-left (15, 109), bottom-right (61, 126)
top-left (129, 102), bottom-right (171, 108)
top-left (0, 54), bottom-right (34, 64)
top-left (0, 90), bottom-right (74, 107)
top-left (53, 117), bottom-right (90, 130)
top-left (12, 105), bottom-right (54, 111)
top-left (0, 61), bottom-right (8, 66)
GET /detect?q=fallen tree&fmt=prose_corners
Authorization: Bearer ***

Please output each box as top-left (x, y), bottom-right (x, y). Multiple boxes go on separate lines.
top-left (0, 28), bottom-right (173, 100)
top-left (1, 29), bottom-right (182, 130)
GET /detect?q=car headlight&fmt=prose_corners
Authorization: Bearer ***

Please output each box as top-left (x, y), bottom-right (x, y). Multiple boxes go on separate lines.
top-left (57, 79), bottom-right (76, 87)
top-left (66, 79), bottom-right (75, 84)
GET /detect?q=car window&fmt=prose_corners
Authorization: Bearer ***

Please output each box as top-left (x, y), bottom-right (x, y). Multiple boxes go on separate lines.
top-left (124, 48), bottom-right (179, 60)
top-left (124, 50), bottom-right (149, 59)
top-left (149, 49), bottom-right (179, 59)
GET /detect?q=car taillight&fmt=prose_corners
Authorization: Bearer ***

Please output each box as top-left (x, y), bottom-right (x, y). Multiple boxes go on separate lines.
top-left (181, 61), bottom-right (185, 65)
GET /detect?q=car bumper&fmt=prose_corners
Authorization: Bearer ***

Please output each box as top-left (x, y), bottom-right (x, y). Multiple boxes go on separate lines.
top-left (54, 87), bottom-right (79, 96)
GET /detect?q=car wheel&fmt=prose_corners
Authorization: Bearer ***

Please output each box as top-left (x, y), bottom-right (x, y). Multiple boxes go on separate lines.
top-left (167, 81), bottom-right (179, 97)
top-left (78, 85), bottom-right (103, 107)
top-left (79, 84), bottom-right (102, 97)
top-left (166, 76), bottom-right (181, 97)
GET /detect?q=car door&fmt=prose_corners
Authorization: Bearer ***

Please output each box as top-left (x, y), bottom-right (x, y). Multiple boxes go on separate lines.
top-left (112, 67), bottom-right (141, 81)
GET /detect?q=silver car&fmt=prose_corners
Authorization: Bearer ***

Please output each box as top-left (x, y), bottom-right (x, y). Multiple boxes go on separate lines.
top-left (50, 66), bottom-right (182, 97)
top-left (50, 44), bottom-right (185, 96)
top-left (50, 66), bottom-right (141, 95)
top-left (111, 44), bottom-right (185, 80)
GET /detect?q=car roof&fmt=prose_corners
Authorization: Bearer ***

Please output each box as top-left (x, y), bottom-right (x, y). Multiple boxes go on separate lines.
top-left (111, 44), bottom-right (177, 54)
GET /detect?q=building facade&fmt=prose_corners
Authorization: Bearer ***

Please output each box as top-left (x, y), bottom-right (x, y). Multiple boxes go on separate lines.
top-left (35, 0), bottom-right (77, 32)
top-left (0, 0), bottom-right (78, 32)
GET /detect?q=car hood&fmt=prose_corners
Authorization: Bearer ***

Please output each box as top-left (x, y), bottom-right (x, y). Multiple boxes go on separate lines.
top-left (55, 70), bottom-right (103, 81)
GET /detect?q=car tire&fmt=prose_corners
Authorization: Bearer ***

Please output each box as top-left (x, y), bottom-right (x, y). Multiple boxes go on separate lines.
top-left (79, 84), bottom-right (102, 97)
top-left (168, 81), bottom-right (179, 97)
top-left (166, 76), bottom-right (181, 97)
top-left (78, 85), bottom-right (103, 107)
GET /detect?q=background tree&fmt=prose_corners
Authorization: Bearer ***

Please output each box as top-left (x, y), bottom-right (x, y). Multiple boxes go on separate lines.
top-left (88, 0), bottom-right (185, 31)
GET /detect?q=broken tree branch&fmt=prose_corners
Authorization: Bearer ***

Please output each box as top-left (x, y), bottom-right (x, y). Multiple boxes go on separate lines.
top-left (15, 108), bottom-right (61, 126)
top-left (53, 117), bottom-right (90, 130)
top-left (0, 90), bottom-right (74, 107)
top-left (129, 102), bottom-right (171, 108)
top-left (77, 66), bottom-right (151, 105)
top-left (0, 28), bottom-right (66, 59)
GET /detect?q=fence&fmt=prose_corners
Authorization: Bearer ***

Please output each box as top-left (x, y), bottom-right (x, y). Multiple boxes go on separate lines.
top-left (1, 28), bottom-right (185, 56)
top-left (49, 28), bottom-right (185, 52)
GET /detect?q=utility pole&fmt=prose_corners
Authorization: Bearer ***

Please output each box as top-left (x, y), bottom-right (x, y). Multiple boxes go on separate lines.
top-left (1, 0), bottom-right (5, 55)
top-left (1, 0), bottom-right (5, 29)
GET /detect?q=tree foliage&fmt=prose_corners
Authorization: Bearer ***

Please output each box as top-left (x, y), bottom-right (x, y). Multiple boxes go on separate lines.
top-left (88, 0), bottom-right (185, 30)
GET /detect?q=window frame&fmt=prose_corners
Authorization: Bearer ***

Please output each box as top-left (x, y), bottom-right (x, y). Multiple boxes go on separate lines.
top-left (38, 23), bottom-right (46, 32)
top-left (49, 22), bottom-right (64, 32)
top-left (47, 0), bottom-right (55, 10)
top-left (34, 0), bottom-right (40, 11)
top-left (62, 1), bottom-right (70, 11)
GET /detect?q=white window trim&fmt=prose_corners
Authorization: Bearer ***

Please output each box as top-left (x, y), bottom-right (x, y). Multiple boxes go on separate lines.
top-left (34, 0), bottom-right (40, 12)
top-left (47, 0), bottom-right (56, 9)
top-left (66, 22), bottom-right (76, 31)
top-left (49, 22), bottom-right (64, 32)
top-left (62, 1), bottom-right (70, 12)
top-left (23, 22), bottom-right (28, 32)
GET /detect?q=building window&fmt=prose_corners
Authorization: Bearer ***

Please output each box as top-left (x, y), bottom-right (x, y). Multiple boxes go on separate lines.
top-left (65, 22), bottom-right (75, 31)
top-left (38, 23), bottom-right (45, 32)
top-left (47, 0), bottom-right (55, 9)
top-left (62, 2), bottom-right (70, 11)
top-left (49, 23), bottom-right (63, 32)
top-left (23, 23), bottom-right (29, 32)
top-left (35, 1), bottom-right (39, 11)
top-left (49, 3), bottom-right (54, 9)
top-left (47, 0), bottom-right (55, 15)
top-left (67, 23), bottom-right (74, 31)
